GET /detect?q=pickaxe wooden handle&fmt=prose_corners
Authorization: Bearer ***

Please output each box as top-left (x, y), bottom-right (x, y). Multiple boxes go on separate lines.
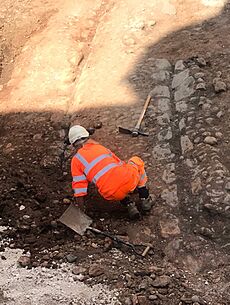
top-left (119, 94), bottom-right (152, 137)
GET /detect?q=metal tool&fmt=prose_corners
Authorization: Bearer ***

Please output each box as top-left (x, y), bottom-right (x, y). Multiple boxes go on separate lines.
top-left (119, 94), bottom-right (152, 137)
top-left (59, 204), bottom-right (151, 256)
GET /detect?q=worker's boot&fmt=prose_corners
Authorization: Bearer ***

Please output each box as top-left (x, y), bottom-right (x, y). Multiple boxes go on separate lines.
top-left (140, 196), bottom-right (154, 212)
top-left (138, 186), bottom-right (154, 212)
top-left (120, 197), bottom-right (140, 220)
top-left (127, 202), bottom-right (140, 219)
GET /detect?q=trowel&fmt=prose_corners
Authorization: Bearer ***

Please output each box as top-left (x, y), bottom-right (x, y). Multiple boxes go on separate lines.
top-left (59, 204), bottom-right (151, 256)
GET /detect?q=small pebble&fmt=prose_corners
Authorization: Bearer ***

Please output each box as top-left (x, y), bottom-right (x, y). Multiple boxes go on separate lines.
top-left (217, 111), bottom-right (224, 118)
top-left (215, 132), bottom-right (223, 139)
top-left (63, 198), bottom-right (71, 204)
top-left (66, 254), bottom-right (77, 263)
top-left (196, 83), bottom-right (206, 90)
top-left (149, 295), bottom-right (158, 301)
top-left (204, 136), bottom-right (218, 145)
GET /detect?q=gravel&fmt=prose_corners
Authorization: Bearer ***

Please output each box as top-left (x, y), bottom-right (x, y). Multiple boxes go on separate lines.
top-left (0, 248), bottom-right (121, 305)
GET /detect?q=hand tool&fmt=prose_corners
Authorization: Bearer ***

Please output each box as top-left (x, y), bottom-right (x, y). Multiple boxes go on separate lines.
top-left (119, 94), bottom-right (152, 137)
top-left (59, 204), bottom-right (151, 256)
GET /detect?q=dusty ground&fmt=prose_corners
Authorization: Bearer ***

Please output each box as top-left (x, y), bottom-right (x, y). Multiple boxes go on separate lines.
top-left (0, 0), bottom-right (230, 304)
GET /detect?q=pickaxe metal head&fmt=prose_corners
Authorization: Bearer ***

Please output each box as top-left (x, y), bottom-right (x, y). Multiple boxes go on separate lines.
top-left (118, 126), bottom-right (149, 137)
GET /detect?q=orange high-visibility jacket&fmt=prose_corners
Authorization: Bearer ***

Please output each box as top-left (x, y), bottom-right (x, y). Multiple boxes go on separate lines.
top-left (71, 142), bottom-right (147, 201)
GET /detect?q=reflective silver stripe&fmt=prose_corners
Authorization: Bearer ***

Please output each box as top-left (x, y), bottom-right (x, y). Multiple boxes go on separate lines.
top-left (140, 172), bottom-right (147, 181)
top-left (73, 175), bottom-right (86, 182)
top-left (75, 153), bottom-right (88, 167)
top-left (85, 153), bottom-right (112, 175)
top-left (93, 163), bottom-right (120, 183)
top-left (74, 187), bottom-right (87, 194)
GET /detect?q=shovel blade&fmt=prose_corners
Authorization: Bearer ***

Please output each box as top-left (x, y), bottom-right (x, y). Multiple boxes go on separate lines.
top-left (59, 204), bottom-right (93, 236)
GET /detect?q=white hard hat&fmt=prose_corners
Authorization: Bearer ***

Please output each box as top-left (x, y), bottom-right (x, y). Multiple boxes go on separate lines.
top-left (68, 125), bottom-right (89, 145)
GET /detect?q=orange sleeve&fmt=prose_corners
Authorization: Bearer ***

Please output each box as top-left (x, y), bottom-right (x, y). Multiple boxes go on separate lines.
top-left (71, 156), bottom-right (88, 197)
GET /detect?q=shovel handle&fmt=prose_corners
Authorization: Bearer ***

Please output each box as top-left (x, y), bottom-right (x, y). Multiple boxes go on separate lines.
top-left (134, 94), bottom-right (152, 131)
top-left (89, 227), bottom-right (143, 256)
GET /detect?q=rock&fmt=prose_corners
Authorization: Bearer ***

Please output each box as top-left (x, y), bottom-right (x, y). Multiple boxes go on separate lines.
top-left (215, 132), bottom-right (223, 139)
top-left (197, 57), bottom-right (206, 66)
top-left (157, 98), bottom-right (170, 113)
top-left (137, 295), bottom-right (149, 305)
top-left (88, 264), bottom-right (104, 277)
top-left (172, 69), bottom-right (189, 89)
top-left (40, 155), bottom-right (60, 168)
top-left (216, 111), bottom-right (223, 118)
top-left (50, 220), bottom-right (58, 228)
top-left (194, 137), bottom-right (201, 144)
top-left (204, 136), bottom-right (218, 145)
top-left (147, 20), bottom-right (156, 27)
top-left (72, 266), bottom-right (87, 275)
top-left (55, 252), bottom-right (65, 259)
top-left (151, 71), bottom-right (171, 83)
top-left (175, 60), bottom-right (186, 72)
top-left (162, 163), bottom-right (176, 184)
top-left (174, 76), bottom-right (195, 101)
top-left (157, 113), bottom-right (171, 126)
top-left (152, 144), bottom-right (175, 161)
top-left (73, 274), bottom-right (85, 281)
top-left (42, 254), bottom-right (50, 261)
top-left (196, 83), bottom-right (206, 90)
top-left (154, 59), bottom-right (172, 71)
top-left (194, 72), bottom-right (205, 79)
top-left (93, 122), bottom-right (102, 129)
top-left (124, 297), bottom-right (133, 305)
top-left (181, 135), bottom-right (193, 154)
top-left (157, 128), bottom-right (172, 141)
top-left (134, 269), bottom-right (151, 276)
top-left (179, 118), bottom-right (186, 131)
top-left (191, 295), bottom-right (200, 303)
top-left (161, 185), bottom-right (178, 207)
top-left (176, 101), bottom-right (187, 112)
top-left (149, 295), bottom-right (158, 301)
top-left (150, 273), bottom-right (156, 280)
top-left (33, 134), bottom-right (43, 141)
top-left (66, 254), bottom-right (77, 263)
top-left (191, 177), bottom-right (202, 194)
top-left (19, 205), bottom-right (25, 211)
top-left (18, 255), bottom-right (31, 267)
top-left (63, 198), bottom-right (71, 204)
top-left (23, 215), bottom-right (30, 220)
top-left (225, 182), bottom-right (230, 191)
top-left (213, 79), bottom-right (227, 93)
top-left (152, 275), bottom-right (171, 287)
top-left (206, 118), bottom-right (213, 125)
top-left (150, 86), bottom-right (170, 98)
top-left (138, 278), bottom-right (150, 291)
top-left (40, 261), bottom-right (50, 268)
top-left (159, 214), bottom-right (180, 238)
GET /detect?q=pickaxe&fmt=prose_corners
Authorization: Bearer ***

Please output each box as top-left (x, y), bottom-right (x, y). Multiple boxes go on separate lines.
top-left (119, 94), bottom-right (152, 137)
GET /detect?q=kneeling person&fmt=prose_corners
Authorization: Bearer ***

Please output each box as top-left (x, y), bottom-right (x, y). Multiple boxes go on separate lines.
top-left (69, 125), bottom-right (154, 219)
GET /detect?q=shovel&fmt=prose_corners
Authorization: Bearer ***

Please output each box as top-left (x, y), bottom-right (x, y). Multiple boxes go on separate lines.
top-left (59, 204), bottom-right (151, 257)
top-left (118, 94), bottom-right (152, 137)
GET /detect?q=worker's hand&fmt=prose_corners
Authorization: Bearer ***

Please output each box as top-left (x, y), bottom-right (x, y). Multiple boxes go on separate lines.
top-left (74, 196), bottom-right (85, 212)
